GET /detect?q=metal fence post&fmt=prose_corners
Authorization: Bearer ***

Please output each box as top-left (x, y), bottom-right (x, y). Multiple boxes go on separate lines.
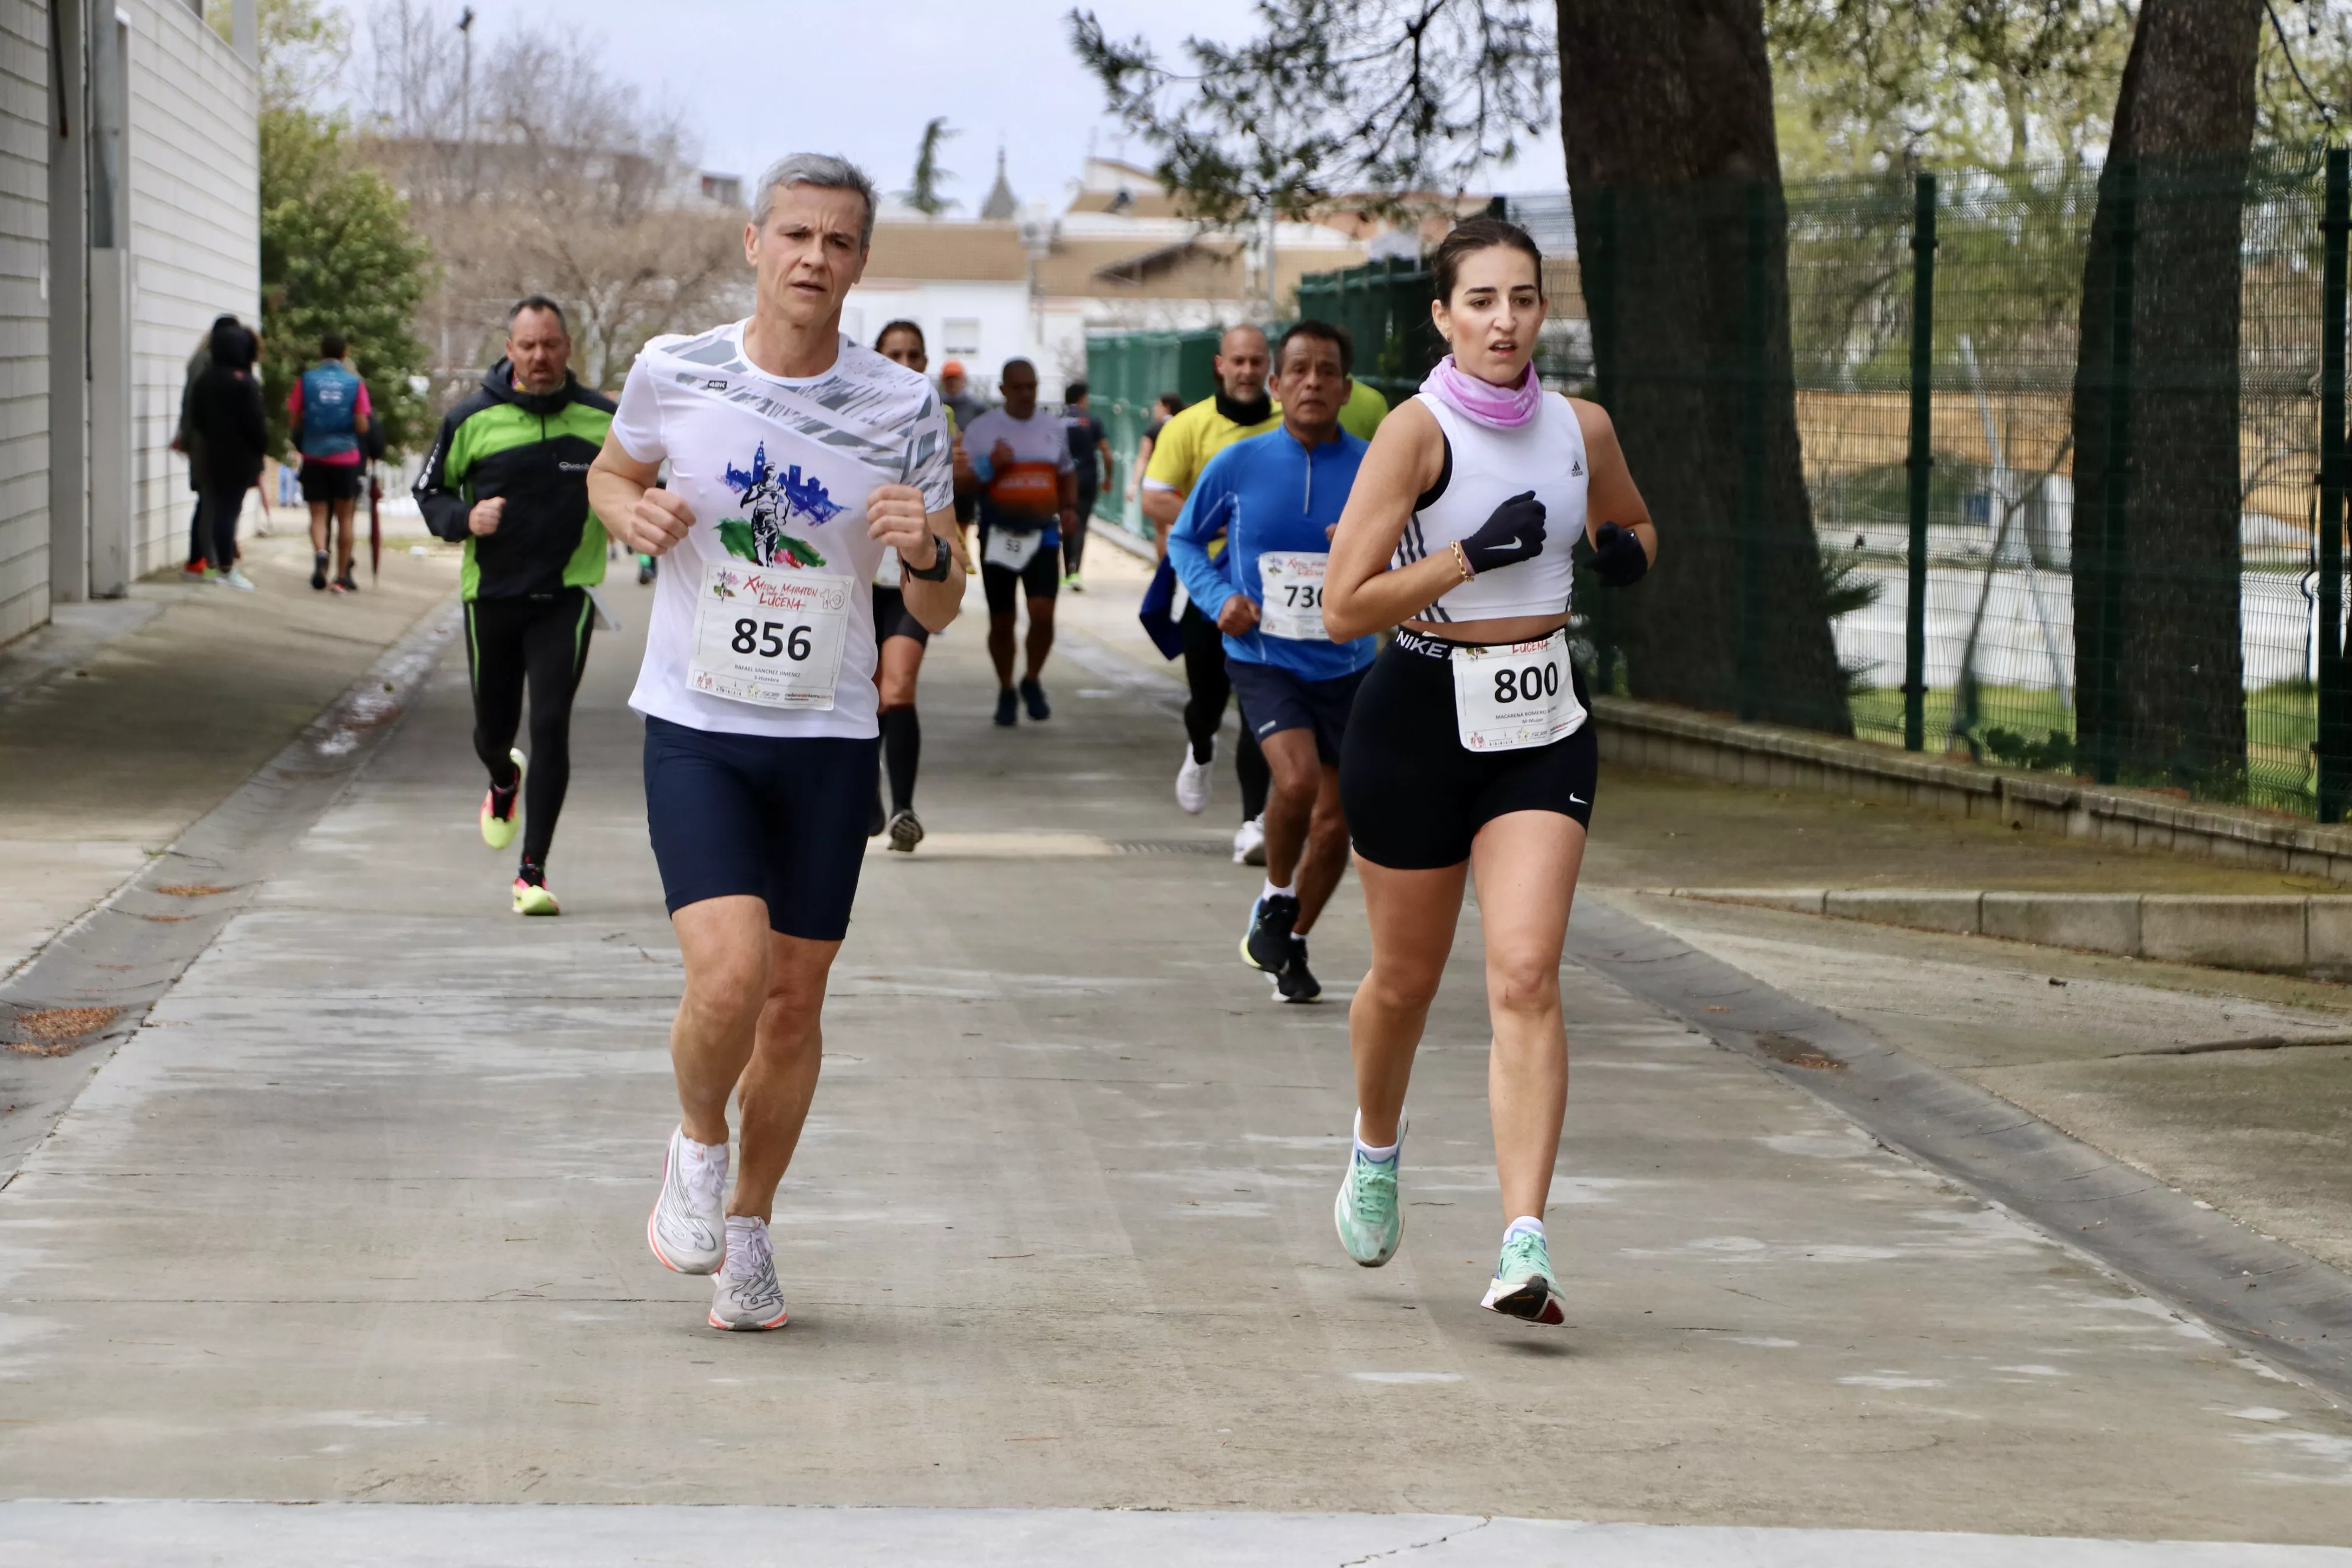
top-left (1737, 182), bottom-right (1768, 722)
top-left (2091, 164), bottom-right (2135, 786)
top-left (2320, 149), bottom-right (2350, 821)
top-left (1904, 172), bottom-right (1937, 752)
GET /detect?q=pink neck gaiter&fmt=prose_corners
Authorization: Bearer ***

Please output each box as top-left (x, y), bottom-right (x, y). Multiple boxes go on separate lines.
top-left (1421, 355), bottom-right (1541, 430)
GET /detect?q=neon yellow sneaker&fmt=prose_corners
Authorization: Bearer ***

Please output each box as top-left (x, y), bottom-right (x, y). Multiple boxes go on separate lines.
top-left (512, 857), bottom-right (558, 915)
top-left (480, 749), bottom-right (524, 850)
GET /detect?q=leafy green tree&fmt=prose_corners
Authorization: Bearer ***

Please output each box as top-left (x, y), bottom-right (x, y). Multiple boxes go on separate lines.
top-left (2256, 0), bottom-right (2352, 147)
top-left (1069, 1), bottom-right (1552, 224)
top-left (900, 118), bottom-right (962, 215)
top-left (217, 0), bottom-right (434, 455)
top-left (207, 0), bottom-right (349, 113)
top-left (1763, 0), bottom-right (2132, 177)
top-left (259, 109), bottom-right (436, 456)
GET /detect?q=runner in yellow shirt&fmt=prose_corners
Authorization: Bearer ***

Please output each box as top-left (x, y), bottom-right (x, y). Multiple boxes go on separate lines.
top-left (1139, 325), bottom-right (1280, 861)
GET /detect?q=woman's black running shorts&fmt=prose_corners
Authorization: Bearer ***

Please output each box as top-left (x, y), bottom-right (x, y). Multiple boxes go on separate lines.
top-left (872, 584), bottom-right (930, 648)
top-left (1339, 628), bottom-right (1598, 870)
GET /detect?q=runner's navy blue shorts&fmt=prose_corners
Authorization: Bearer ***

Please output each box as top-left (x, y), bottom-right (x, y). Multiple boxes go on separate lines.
top-left (1228, 656), bottom-right (1367, 766)
top-left (1340, 629), bottom-right (1597, 870)
top-left (642, 716), bottom-right (877, 941)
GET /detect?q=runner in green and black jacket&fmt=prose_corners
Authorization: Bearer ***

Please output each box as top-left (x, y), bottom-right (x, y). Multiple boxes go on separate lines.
top-left (415, 295), bottom-right (616, 916)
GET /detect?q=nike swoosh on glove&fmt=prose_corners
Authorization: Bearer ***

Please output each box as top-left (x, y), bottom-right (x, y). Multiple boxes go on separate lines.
top-left (1460, 490), bottom-right (1547, 575)
top-left (1591, 521), bottom-right (1649, 586)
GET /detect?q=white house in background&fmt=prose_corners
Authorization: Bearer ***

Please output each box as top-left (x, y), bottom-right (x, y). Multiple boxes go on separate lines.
top-left (843, 157), bottom-right (1374, 397)
top-left (0, 0), bottom-right (260, 646)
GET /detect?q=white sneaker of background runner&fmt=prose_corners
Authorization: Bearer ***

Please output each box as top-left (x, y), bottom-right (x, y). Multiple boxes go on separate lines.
top-left (1175, 743), bottom-right (1213, 814)
top-left (647, 1126), bottom-right (727, 1275)
top-left (1232, 815), bottom-right (1266, 865)
top-left (708, 1215), bottom-right (789, 1331)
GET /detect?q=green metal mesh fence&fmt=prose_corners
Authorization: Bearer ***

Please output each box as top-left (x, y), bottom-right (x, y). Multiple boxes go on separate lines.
top-left (1083, 329), bottom-right (1221, 540)
top-left (1474, 158), bottom-right (2344, 818)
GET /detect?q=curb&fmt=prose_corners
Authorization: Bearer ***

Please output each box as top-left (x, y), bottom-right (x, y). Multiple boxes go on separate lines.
top-left (1662, 886), bottom-right (2352, 979)
top-left (1593, 697), bottom-right (2352, 885)
top-left (0, 594), bottom-right (462, 1182)
top-left (1569, 896), bottom-right (2352, 1403)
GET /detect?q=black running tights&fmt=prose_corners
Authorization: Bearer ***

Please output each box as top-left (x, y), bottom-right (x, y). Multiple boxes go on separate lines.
top-left (1179, 602), bottom-right (1270, 822)
top-left (466, 589), bottom-right (593, 867)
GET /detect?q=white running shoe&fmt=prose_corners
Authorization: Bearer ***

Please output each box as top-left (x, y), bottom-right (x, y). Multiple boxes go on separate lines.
top-left (1233, 815), bottom-right (1266, 865)
top-left (1175, 744), bottom-right (1213, 814)
top-left (708, 1215), bottom-right (789, 1331)
top-left (646, 1126), bottom-right (727, 1275)
top-left (219, 567), bottom-right (257, 592)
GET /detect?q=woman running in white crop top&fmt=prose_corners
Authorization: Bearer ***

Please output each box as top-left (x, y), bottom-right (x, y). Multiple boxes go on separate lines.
top-left (1320, 217), bottom-right (1658, 1327)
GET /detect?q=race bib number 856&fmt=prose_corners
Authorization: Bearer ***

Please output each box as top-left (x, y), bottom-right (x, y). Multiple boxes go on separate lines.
top-left (689, 560), bottom-right (852, 709)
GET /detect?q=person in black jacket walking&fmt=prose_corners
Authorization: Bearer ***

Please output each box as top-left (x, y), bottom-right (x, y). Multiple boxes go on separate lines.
top-left (414, 296), bottom-right (616, 915)
top-left (187, 319), bottom-right (267, 591)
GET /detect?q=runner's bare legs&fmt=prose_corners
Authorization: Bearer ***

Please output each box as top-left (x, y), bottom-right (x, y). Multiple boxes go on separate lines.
top-left (668, 895), bottom-right (836, 1220)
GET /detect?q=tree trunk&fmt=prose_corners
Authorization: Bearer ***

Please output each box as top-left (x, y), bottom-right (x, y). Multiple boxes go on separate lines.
top-left (2070, 0), bottom-right (2262, 792)
top-left (1556, 0), bottom-right (1851, 732)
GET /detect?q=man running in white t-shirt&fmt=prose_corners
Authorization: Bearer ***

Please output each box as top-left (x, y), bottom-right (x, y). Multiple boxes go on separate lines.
top-left (587, 154), bottom-right (964, 1332)
top-left (959, 358), bottom-right (1077, 726)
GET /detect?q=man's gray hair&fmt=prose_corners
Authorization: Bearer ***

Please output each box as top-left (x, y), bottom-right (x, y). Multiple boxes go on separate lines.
top-left (752, 153), bottom-right (878, 249)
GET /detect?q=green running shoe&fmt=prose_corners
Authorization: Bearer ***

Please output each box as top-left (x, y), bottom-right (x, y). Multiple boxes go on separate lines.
top-left (1481, 1228), bottom-right (1566, 1325)
top-left (1332, 1113), bottom-right (1406, 1267)
top-left (481, 749), bottom-right (524, 850)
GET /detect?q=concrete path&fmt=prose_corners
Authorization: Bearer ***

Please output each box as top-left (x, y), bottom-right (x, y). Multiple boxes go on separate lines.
top-left (0, 529), bottom-right (459, 981)
top-left (1, 554), bottom-right (2348, 1556)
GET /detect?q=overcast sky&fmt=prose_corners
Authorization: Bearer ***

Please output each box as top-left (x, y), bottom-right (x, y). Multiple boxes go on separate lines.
top-left (425, 0), bottom-right (1567, 210)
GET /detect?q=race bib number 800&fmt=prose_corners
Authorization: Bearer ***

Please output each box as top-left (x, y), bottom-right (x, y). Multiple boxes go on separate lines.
top-left (1449, 630), bottom-right (1586, 752)
top-left (689, 560), bottom-right (852, 710)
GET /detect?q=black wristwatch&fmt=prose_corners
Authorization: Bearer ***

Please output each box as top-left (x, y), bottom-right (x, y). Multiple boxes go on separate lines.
top-left (902, 533), bottom-right (951, 581)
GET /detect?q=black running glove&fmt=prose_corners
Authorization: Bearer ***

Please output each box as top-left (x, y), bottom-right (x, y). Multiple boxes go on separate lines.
top-left (1591, 521), bottom-right (1649, 587)
top-left (1459, 490), bottom-right (1547, 576)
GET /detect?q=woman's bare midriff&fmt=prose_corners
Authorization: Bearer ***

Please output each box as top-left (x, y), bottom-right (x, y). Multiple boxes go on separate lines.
top-left (1402, 613), bottom-right (1572, 645)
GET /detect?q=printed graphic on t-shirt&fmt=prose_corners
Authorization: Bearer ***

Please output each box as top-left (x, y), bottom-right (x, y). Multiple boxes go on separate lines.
top-left (717, 443), bottom-right (845, 569)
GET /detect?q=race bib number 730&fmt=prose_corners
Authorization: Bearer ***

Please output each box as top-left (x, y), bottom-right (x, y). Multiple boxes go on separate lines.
top-left (1255, 550), bottom-right (1330, 642)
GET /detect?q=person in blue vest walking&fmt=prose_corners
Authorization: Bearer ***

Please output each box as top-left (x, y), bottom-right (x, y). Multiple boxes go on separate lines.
top-left (288, 330), bottom-right (374, 593)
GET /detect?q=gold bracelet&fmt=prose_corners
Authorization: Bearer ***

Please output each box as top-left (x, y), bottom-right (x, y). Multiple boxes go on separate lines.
top-left (1450, 540), bottom-right (1475, 582)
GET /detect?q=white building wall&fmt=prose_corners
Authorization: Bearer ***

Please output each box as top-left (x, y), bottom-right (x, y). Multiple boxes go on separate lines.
top-left (841, 279), bottom-right (1033, 397)
top-left (123, 0), bottom-right (257, 577)
top-left (0, 0), bottom-right (47, 644)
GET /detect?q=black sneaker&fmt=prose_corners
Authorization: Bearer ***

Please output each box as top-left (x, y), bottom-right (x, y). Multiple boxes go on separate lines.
top-left (886, 808), bottom-right (925, 853)
top-left (1241, 891), bottom-right (1300, 973)
top-left (1020, 676), bottom-right (1050, 721)
top-left (1276, 938), bottom-right (1322, 1003)
top-left (994, 688), bottom-right (1018, 727)
top-left (334, 570), bottom-right (359, 594)
top-left (637, 555), bottom-right (656, 585)
top-left (311, 552), bottom-right (329, 591)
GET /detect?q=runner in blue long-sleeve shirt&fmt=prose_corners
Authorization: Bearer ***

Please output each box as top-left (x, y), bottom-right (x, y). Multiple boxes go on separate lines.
top-left (1167, 320), bottom-right (1377, 1003)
